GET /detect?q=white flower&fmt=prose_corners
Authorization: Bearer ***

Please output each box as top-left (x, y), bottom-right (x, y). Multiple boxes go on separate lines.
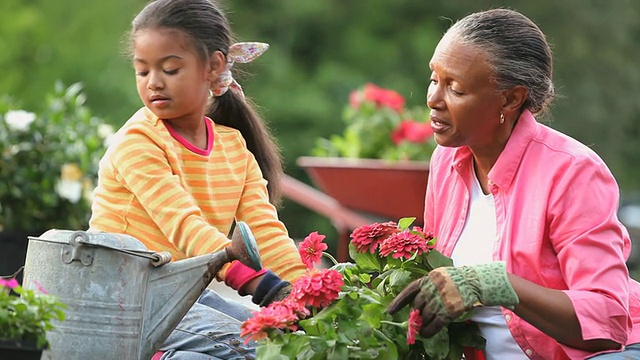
top-left (4, 110), bottom-right (36, 132)
top-left (55, 163), bottom-right (84, 203)
top-left (97, 123), bottom-right (114, 139)
top-left (56, 180), bottom-right (83, 203)
top-left (97, 123), bottom-right (115, 148)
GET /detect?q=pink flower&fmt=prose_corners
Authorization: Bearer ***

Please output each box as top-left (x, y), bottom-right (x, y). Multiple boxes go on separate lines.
top-left (378, 228), bottom-right (432, 259)
top-left (407, 309), bottom-right (423, 345)
top-left (290, 269), bottom-right (343, 308)
top-left (299, 231), bottom-right (328, 269)
top-left (350, 221), bottom-right (399, 254)
top-left (0, 278), bottom-right (19, 289)
top-left (350, 83), bottom-right (406, 113)
top-left (240, 302), bottom-right (300, 344)
top-left (391, 120), bottom-right (434, 145)
top-left (272, 297), bottom-right (311, 319)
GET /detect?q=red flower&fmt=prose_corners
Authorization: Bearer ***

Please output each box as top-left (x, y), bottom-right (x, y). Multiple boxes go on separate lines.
top-left (240, 302), bottom-right (300, 344)
top-left (350, 221), bottom-right (400, 254)
top-left (378, 228), bottom-right (433, 259)
top-left (290, 268), bottom-right (344, 308)
top-left (350, 83), bottom-right (406, 113)
top-left (391, 120), bottom-right (434, 145)
top-left (407, 309), bottom-right (423, 345)
top-left (299, 231), bottom-right (328, 269)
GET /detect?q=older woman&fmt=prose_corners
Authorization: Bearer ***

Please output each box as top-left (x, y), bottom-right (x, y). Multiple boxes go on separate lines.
top-left (389, 8), bottom-right (640, 360)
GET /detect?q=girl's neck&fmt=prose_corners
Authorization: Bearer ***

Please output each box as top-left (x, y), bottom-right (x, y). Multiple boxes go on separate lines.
top-left (164, 116), bottom-right (209, 150)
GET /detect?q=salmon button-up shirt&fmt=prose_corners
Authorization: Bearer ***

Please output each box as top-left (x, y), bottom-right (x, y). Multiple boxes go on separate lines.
top-left (425, 110), bottom-right (640, 359)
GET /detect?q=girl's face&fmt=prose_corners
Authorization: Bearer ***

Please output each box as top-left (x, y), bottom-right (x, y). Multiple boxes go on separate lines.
top-left (133, 28), bottom-right (212, 123)
top-left (426, 33), bottom-right (505, 150)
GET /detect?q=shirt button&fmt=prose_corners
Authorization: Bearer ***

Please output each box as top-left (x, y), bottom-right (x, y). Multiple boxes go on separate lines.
top-left (525, 349), bottom-right (533, 356)
top-left (488, 180), bottom-right (494, 186)
top-left (505, 314), bottom-right (512, 322)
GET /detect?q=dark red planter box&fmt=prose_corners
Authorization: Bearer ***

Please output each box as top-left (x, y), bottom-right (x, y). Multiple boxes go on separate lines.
top-left (297, 157), bottom-right (429, 223)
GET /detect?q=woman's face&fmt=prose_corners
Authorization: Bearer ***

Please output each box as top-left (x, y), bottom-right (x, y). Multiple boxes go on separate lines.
top-left (427, 33), bottom-right (505, 149)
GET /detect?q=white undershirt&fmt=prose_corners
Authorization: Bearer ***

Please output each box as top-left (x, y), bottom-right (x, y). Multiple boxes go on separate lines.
top-left (450, 167), bottom-right (528, 360)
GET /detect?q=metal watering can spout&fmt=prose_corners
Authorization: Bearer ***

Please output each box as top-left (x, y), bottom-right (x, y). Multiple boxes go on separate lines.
top-left (22, 221), bottom-right (262, 360)
top-left (141, 221), bottom-right (262, 359)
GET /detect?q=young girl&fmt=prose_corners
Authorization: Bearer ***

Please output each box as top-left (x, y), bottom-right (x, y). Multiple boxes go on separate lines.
top-left (89, 0), bottom-right (306, 358)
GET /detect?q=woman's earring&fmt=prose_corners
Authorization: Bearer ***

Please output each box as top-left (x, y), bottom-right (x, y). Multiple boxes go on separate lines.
top-left (500, 112), bottom-right (505, 124)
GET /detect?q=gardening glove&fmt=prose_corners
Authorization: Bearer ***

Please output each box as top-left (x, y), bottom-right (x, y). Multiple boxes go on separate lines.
top-left (225, 260), bottom-right (267, 296)
top-left (388, 262), bottom-right (519, 337)
top-left (252, 270), bottom-right (292, 307)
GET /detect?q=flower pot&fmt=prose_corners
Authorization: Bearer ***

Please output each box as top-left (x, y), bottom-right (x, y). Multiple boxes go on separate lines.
top-left (0, 339), bottom-right (44, 360)
top-left (296, 156), bottom-right (429, 223)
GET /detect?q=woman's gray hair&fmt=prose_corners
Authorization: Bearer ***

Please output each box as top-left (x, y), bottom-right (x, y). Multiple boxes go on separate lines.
top-left (447, 8), bottom-right (555, 115)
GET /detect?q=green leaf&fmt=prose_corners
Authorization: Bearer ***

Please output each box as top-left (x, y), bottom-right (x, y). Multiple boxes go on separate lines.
top-left (421, 327), bottom-right (450, 360)
top-left (256, 343), bottom-right (289, 360)
top-left (386, 268), bottom-right (414, 293)
top-left (426, 249), bottom-right (454, 270)
top-left (351, 244), bottom-right (382, 272)
top-left (397, 217), bottom-right (416, 230)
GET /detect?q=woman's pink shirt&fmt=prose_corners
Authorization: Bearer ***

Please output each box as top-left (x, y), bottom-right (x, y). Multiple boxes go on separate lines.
top-left (425, 110), bottom-right (640, 359)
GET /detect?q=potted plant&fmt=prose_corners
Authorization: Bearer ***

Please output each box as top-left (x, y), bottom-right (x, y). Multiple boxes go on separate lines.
top-left (241, 218), bottom-right (484, 359)
top-left (299, 83), bottom-right (436, 221)
top-left (0, 276), bottom-right (66, 359)
top-left (0, 81), bottom-right (113, 281)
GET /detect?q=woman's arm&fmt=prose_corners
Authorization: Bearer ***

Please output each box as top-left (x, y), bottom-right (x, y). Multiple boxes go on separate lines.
top-left (509, 274), bottom-right (621, 352)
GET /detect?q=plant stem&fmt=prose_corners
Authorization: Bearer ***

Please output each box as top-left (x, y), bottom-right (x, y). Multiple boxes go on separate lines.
top-left (380, 320), bottom-right (405, 328)
top-left (322, 252), bottom-right (339, 266)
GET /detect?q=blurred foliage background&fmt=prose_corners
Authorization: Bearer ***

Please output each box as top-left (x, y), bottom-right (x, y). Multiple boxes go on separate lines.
top-left (1, 0), bottom-right (640, 264)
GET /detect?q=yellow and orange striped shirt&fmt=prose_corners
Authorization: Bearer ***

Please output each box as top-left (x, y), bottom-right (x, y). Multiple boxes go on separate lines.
top-left (89, 107), bottom-right (305, 282)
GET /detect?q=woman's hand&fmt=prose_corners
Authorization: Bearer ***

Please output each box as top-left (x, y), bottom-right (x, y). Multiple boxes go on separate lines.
top-left (388, 262), bottom-right (518, 337)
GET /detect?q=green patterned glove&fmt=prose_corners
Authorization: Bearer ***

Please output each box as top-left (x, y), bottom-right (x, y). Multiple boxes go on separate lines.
top-left (388, 262), bottom-right (519, 337)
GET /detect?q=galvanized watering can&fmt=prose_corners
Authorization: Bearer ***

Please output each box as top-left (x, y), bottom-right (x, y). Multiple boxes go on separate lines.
top-left (22, 222), bottom-right (262, 360)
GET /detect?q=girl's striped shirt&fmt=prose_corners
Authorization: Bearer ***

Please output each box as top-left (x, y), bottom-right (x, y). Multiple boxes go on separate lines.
top-left (89, 107), bottom-right (305, 282)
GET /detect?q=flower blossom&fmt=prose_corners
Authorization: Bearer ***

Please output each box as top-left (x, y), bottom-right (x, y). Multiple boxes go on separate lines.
top-left (350, 221), bottom-right (399, 254)
top-left (55, 163), bottom-right (84, 203)
top-left (391, 120), bottom-right (434, 145)
top-left (407, 309), bottom-right (423, 345)
top-left (4, 110), bottom-right (36, 132)
top-left (299, 231), bottom-right (328, 269)
top-left (290, 268), bottom-right (343, 308)
top-left (378, 228), bottom-right (433, 259)
top-left (0, 278), bottom-right (19, 289)
top-left (349, 83), bottom-right (405, 113)
top-left (240, 303), bottom-right (299, 344)
top-left (271, 297), bottom-right (310, 319)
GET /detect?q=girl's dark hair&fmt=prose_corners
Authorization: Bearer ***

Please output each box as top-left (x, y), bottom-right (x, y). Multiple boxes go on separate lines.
top-left (448, 8), bottom-right (555, 115)
top-left (131, 0), bottom-right (284, 206)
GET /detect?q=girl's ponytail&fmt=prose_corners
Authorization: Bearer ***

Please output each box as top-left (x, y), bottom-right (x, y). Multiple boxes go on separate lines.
top-left (208, 91), bottom-right (283, 207)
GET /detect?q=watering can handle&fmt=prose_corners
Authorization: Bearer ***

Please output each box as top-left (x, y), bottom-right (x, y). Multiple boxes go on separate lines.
top-left (67, 231), bottom-right (173, 267)
top-left (235, 221), bottom-right (263, 271)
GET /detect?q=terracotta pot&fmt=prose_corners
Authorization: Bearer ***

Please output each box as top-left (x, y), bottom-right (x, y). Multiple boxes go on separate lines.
top-left (0, 338), bottom-right (44, 360)
top-left (297, 156), bottom-right (429, 223)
